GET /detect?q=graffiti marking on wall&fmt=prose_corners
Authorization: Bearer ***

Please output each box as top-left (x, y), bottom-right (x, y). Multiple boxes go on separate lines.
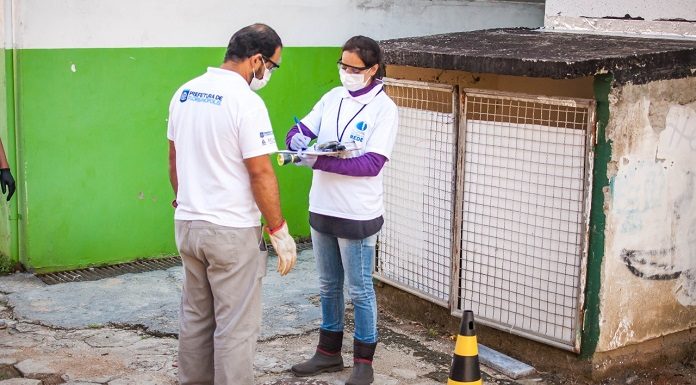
top-left (612, 104), bottom-right (696, 306)
top-left (620, 247), bottom-right (681, 280)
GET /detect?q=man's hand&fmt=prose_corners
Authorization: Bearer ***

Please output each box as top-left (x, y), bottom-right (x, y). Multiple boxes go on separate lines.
top-left (266, 221), bottom-right (297, 276)
top-left (0, 168), bottom-right (16, 202)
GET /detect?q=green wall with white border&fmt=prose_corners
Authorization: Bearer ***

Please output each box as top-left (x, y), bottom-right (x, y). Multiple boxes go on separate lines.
top-left (13, 46), bottom-right (339, 272)
top-left (1, 0), bottom-right (544, 272)
top-left (0, 49), bottom-right (11, 266)
top-left (1, 48), bottom-right (19, 270)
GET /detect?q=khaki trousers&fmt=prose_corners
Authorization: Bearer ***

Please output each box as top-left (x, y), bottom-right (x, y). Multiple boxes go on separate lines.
top-left (175, 220), bottom-right (267, 385)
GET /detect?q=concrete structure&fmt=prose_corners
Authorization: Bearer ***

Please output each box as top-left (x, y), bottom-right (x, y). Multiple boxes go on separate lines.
top-left (0, 0), bottom-right (544, 272)
top-left (545, 0), bottom-right (696, 38)
top-left (377, 25), bottom-right (696, 378)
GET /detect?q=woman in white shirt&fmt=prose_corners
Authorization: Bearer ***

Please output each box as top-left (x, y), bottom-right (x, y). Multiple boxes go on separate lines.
top-left (285, 35), bottom-right (399, 385)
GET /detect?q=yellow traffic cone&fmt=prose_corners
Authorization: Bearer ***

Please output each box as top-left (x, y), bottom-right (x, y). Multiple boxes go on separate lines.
top-left (448, 310), bottom-right (482, 385)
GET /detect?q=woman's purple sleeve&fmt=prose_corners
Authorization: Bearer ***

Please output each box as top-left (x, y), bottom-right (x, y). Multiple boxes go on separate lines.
top-left (285, 123), bottom-right (318, 150)
top-left (312, 152), bottom-right (388, 177)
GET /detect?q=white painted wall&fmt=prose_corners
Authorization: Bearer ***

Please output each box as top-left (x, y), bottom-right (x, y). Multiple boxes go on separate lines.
top-left (1, 0), bottom-right (9, 48)
top-left (546, 0), bottom-right (696, 21)
top-left (545, 0), bottom-right (696, 38)
top-left (597, 78), bottom-right (696, 351)
top-left (9, 0), bottom-right (544, 48)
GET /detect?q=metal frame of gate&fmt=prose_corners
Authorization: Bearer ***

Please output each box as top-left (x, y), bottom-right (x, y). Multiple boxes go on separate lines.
top-left (376, 79), bottom-right (458, 308)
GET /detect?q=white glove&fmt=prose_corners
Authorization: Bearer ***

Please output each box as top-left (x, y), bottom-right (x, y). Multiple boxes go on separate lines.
top-left (290, 133), bottom-right (311, 151)
top-left (295, 151), bottom-right (318, 168)
top-left (266, 221), bottom-right (297, 276)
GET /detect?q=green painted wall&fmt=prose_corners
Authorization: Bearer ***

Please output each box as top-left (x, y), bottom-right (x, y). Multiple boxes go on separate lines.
top-left (580, 75), bottom-right (612, 358)
top-left (1, 49), bottom-right (19, 268)
top-left (14, 46), bottom-right (339, 272)
top-left (0, 49), bottom-right (9, 264)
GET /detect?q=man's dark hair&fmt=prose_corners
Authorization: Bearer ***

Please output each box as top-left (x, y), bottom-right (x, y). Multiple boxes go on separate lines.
top-left (224, 23), bottom-right (282, 62)
top-left (342, 35), bottom-right (384, 80)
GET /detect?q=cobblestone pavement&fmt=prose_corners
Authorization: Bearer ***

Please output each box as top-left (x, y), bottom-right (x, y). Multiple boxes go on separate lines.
top-left (0, 303), bottom-right (532, 385)
top-left (0, 250), bottom-right (537, 385)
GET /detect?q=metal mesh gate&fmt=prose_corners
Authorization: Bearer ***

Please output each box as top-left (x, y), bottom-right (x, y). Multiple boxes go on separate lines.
top-left (376, 80), bottom-right (594, 351)
top-left (456, 90), bottom-right (594, 350)
top-left (376, 79), bottom-right (457, 306)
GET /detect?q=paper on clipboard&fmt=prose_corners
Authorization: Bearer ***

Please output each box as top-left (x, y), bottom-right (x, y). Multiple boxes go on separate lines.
top-left (281, 141), bottom-right (363, 156)
top-left (276, 141), bottom-right (363, 165)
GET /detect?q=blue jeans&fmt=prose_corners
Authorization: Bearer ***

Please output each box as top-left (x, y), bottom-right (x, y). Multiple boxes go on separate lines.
top-left (311, 227), bottom-right (378, 344)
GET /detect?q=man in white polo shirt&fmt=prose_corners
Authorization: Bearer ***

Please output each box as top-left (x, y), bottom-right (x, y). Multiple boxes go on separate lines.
top-left (167, 23), bottom-right (296, 385)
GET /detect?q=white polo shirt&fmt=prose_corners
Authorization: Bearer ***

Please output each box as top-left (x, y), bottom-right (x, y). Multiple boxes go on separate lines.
top-left (299, 83), bottom-right (399, 220)
top-left (167, 67), bottom-right (278, 227)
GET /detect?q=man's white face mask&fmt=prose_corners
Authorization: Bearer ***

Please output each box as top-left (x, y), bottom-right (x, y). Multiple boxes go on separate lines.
top-left (250, 58), bottom-right (272, 91)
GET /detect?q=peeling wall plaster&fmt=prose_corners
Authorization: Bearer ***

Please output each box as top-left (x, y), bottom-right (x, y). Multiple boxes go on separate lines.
top-left (544, 0), bottom-right (696, 38)
top-left (544, 16), bottom-right (696, 39)
top-left (545, 0), bottom-right (696, 23)
top-left (596, 77), bottom-right (696, 352)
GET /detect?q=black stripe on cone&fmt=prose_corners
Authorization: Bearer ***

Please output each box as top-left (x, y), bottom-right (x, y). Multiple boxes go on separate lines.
top-left (449, 355), bottom-right (481, 382)
top-left (448, 310), bottom-right (481, 384)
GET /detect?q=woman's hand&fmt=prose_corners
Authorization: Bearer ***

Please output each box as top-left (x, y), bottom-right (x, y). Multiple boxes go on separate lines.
top-left (295, 152), bottom-right (318, 168)
top-left (289, 133), bottom-right (311, 151)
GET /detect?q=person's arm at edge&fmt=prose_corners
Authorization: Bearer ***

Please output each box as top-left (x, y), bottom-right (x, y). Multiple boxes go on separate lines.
top-left (0, 138), bottom-right (16, 201)
top-left (0, 139), bottom-right (10, 169)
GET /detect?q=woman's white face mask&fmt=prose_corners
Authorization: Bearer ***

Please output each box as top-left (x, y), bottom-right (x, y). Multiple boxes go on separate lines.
top-left (250, 59), bottom-right (272, 91)
top-left (339, 68), bottom-right (369, 92)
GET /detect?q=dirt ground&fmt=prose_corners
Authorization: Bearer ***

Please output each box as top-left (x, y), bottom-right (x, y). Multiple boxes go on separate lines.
top-left (1, 294), bottom-right (694, 385)
top-left (378, 310), bottom-right (696, 385)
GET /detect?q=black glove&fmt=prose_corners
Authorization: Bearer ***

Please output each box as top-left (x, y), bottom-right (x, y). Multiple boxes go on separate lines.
top-left (0, 168), bottom-right (16, 202)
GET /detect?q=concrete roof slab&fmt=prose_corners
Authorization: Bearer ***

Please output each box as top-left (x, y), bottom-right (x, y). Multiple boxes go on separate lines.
top-left (380, 28), bottom-right (696, 84)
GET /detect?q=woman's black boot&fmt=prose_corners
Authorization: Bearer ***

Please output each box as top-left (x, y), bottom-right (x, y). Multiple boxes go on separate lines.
top-left (291, 329), bottom-right (344, 377)
top-left (346, 339), bottom-right (377, 385)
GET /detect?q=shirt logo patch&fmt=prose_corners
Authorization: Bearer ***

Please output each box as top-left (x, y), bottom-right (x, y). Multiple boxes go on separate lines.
top-left (260, 131), bottom-right (276, 145)
top-left (349, 131), bottom-right (365, 142)
top-left (180, 89), bottom-right (190, 102)
top-left (350, 122), bottom-right (368, 142)
top-left (179, 89), bottom-right (223, 105)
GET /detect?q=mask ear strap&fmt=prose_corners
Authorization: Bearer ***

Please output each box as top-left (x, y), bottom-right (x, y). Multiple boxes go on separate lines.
top-left (251, 54), bottom-right (263, 80)
top-left (259, 55), bottom-right (269, 76)
top-left (367, 65), bottom-right (378, 80)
